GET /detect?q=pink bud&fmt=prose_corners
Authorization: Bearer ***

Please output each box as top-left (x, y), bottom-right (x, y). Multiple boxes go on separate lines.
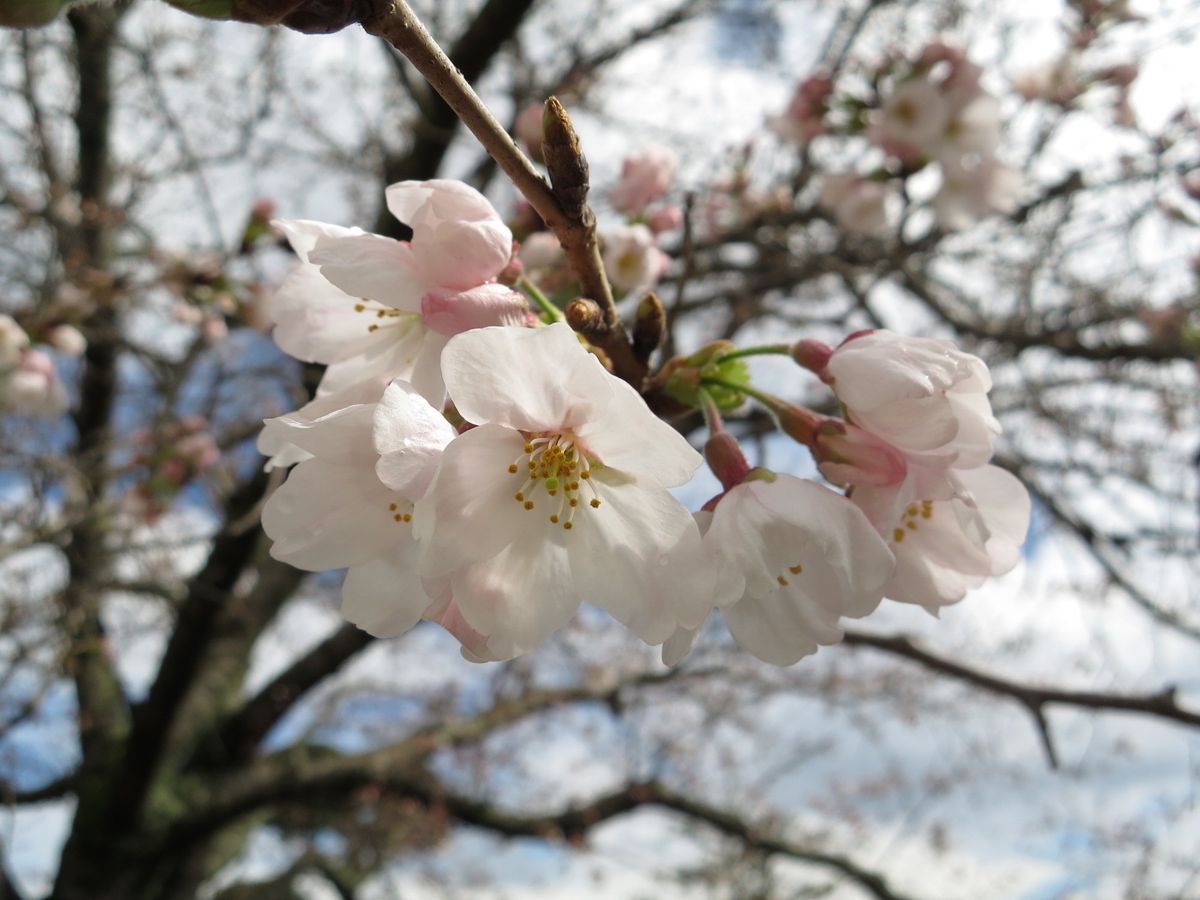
top-left (790, 339), bottom-right (834, 378)
top-left (812, 421), bottom-right (907, 488)
top-left (704, 432), bottom-right (752, 491)
top-left (646, 205), bottom-right (684, 233)
top-left (47, 324), bottom-right (86, 357)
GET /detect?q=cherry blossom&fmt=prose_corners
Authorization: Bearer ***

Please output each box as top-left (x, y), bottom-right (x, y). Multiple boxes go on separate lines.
top-left (868, 77), bottom-right (950, 162)
top-left (609, 146), bottom-right (677, 215)
top-left (270, 181), bottom-right (528, 404)
top-left (769, 74), bottom-right (832, 146)
top-left (0, 314), bottom-right (29, 370)
top-left (260, 380), bottom-right (456, 639)
top-left (824, 330), bottom-right (1000, 469)
top-left (47, 324), bottom-right (87, 357)
top-left (4, 348), bottom-right (68, 416)
top-left (819, 174), bottom-right (895, 238)
top-left (601, 223), bottom-right (669, 295)
top-left (663, 473), bottom-right (895, 666)
top-left (933, 157), bottom-right (1022, 230)
top-left (852, 465), bottom-right (1030, 611)
top-left (414, 323), bottom-right (711, 660)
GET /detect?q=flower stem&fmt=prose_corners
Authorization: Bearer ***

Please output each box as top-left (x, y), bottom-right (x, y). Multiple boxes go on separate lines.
top-left (519, 278), bottom-right (565, 323)
top-left (696, 387), bottom-right (725, 434)
top-left (715, 344), bottom-right (792, 362)
top-left (700, 376), bottom-right (780, 409)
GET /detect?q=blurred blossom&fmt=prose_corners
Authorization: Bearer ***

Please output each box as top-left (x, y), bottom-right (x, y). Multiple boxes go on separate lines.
top-left (601, 224), bottom-right (670, 294)
top-left (819, 174), bottom-right (894, 238)
top-left (609, 146), bottom-right (677, 215)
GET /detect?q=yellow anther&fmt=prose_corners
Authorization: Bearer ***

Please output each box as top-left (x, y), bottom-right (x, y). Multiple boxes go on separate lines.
top-left (921, 508), bottom-right (932, 519)
top-left (563, 521), bottom-right (573, 530)
top-left (906, 505), bottom-right (918, 517)
top-left (580, 470), bottom-right (590, 479)
top-left (389, 503), bottom-right (397, 511)
top-left (402, 513), bottom-right (412, 522)
top-left (906, 521), bottom-right (917, 530)
top-left (523, 500), bottom-right (534, 510)
top-left (777, 575), bottom-right (789, 586)
top-left (549, 514), bottom-right (559, 524)
top-left (788, 564), bottom-right (803, 574)
top-left (368, 324), bottom-right (379, 332)
top-left (354, 303), bottom-right (365, 312)
top-left (524, 443), bottom-right (534, 453)
top-left (569, 499), bottom-right (579, 508)
top-left (393, 514), bottom-right (403, 522)
top-left (590, 498), bottom-right (601, 508)
top-left (893, 528), bottom-right (906, 542)
top-left (508, 464), bottom-right (518, 474)
top-left (514, 491), bottom-right (524, 501)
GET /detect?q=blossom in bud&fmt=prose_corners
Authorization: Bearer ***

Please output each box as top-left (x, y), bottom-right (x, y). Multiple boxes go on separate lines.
top-left (852, 465), bottom-right (1030, 611)
top-left (1014, 58), bottom-right (1081, 105)
top-left (260, 380), bottom-right (456, 639)
top-left (825, 330), bottom-right (1000, 469)
top-left (933, 157), bottom-right (1022, 230)
top-left (601, 224), bottom-right (670, 295)
top-left (609, 146), bottom-right (677, 215)
top-left (271, 180), bottom-right (526, 404)
top-left (769, 74), bottom-right (833, 146)
top-left (414, 323), bottom-right (712, 660)
top-left (4, 349), bottom-right (68, 416)
top-left (518, 232), bottom-right (565, 271)
top-left (812, 420), bottom-right (908, 488)
top-left (515, 102), bottom-right (546, 158)
top-left (790, 338), bottom-right (833, 376)
top-left (0, 315), bottom-right (30, 370)
top-left (663, 474), bottom-right (895, 666)
top-left (819, 174), bottom-right (895, 238)
top-left (47, 324), bottom-right (86, 357)
top-left (868, 78), bottom-right (950, 162)
top-left (646, 205), bottom-right (684, 233)
top-left (704, 432), bottom-right (752, 493)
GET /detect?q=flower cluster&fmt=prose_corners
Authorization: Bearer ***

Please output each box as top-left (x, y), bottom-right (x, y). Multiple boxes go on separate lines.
top-left (125, 416), bottom-right (221, 522)
top-left (260, 179), bottom-right (1030, 666)
top-left (0, 313), bottom-right (75, 417)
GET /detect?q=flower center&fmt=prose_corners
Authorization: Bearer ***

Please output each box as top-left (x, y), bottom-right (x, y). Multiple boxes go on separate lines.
top-left (892, 500), bottom-right (933, 543)
top-left (775, 562), bottom-right (804, 587)
top-left (506, 433), bottom-right (602, 531)
top-left (353, 299), bottom-right (420, 335)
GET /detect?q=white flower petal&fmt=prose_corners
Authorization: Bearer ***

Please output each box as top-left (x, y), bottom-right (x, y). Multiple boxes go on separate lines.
top-left (309, 232), bottom-right (428, 312)
top-left (262, 461), bottom-right (403, 571)
top-left (441, 324), bottom-right (612, 432)
top-left (449, 528), bottom-right (577, 659)
top-left (315, 321), bottom-right (427, 397)
top-left (341, 543), bottom-right (433, 638)
top-left (576, 377), bottom-right (703, 487)
top-left (373, 380), bottom-right (455, 498)
top-left (568, 474), bottom-right (714, 642)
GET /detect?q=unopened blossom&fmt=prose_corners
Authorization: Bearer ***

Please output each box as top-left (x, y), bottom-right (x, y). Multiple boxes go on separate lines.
top-left (852, 465), bottom-right (1030, 611)
top-left (414, 323), bottom-right (711, 660)
top-left (933, 157), bottom-right (1022, 230)
top-left (609, 146), bottom-right (677, 215)
top-left (46, 324), bottom-right (86, 357)
top-left (868, 77), bottom-right (950, 162)
top-left (601, 224), bottom-right (669, 295)
top-left (824, 330), bottom-right (1001, 470)
top-left (272, 180), bottom-right (528, 404)
top-left (819, 174), bottom-right (894, 238)
top-left (0, 314), bottom-right (30, 371)
top-left (646, 205), bottom-right (684, 233)
top-left (514, 102), bottom-right (545, 157)
top-left (518, 231), bottom-right (565, 271)
top-left (4, 348), bottom-right (68, 416)
top-left (663, 474), bottom-right (895, 666)
top-left (1014, 58), bottom-right (1081, 105)
top-left (769, 75), bottom-right (833, 146)
top-left (261, 380), bottom-right (455, 639)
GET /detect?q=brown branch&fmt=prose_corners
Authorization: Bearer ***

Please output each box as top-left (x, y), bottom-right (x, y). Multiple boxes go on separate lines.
top-left (841, 629), bottom-right (1200, 769)
top-left (361, 1), bottom-right (645, 385)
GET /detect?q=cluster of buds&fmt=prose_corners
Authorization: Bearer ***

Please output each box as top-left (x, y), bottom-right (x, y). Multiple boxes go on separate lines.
top-left (126, 417), bottom-right (221, 522)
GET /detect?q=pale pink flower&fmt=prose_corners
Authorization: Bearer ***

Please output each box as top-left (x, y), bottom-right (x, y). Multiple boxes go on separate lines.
top-left (935, 94), bottom-right (1003, 163)
top-left (646, 205), bottom-right (684, 233)
top-left (1014, 58), bottom-right (1081, 105)
top-left (853, 465), bottom-right (1030, 611)
top-left (272, 180), bottom-right (526, 405)
top-left (819, 174), bottom-right (895, 238)
top-left (933, 157), bottom-right (1022, 230)
top-left (602, 224), bottom-right (670, 296)
top-left (260, 380), bottom-right (456, 639)
top-left (609, 147), bottom-right (677, 215)
top-left (662, 474), bottom-right (895, 666)
top-left (4, 348), bottom-right (68, 416)
top-left (825, 330), bottom-right (1000, 470)
top-left (47, 324), bottom-right (86, 357)
top-left (868, 78), bottom-right (951, 161)
top-left (518, 232), bottom-right (565, 271)
top-left (515, 102), bottom-right (545, 157)
top-left (769, 75), bottom-right (833, 146)
top-left (413, 324), bottom-right (712, 660)
top-left (0, 314), bottom-right (30, 370)
top-left (175, 431), bottom-right (220, 471)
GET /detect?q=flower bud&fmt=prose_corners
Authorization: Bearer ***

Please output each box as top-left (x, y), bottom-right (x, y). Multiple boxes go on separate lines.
top-left (812, 420), bottom-right (907, 488)
top-left (704, 432), bottom-right (751, 491)
top-left (542, 97), bottom-right (590, 219)
top-left (790, 338), bottom-right (833, 378)
top-left (47, 324), bottom-right (86, 357)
